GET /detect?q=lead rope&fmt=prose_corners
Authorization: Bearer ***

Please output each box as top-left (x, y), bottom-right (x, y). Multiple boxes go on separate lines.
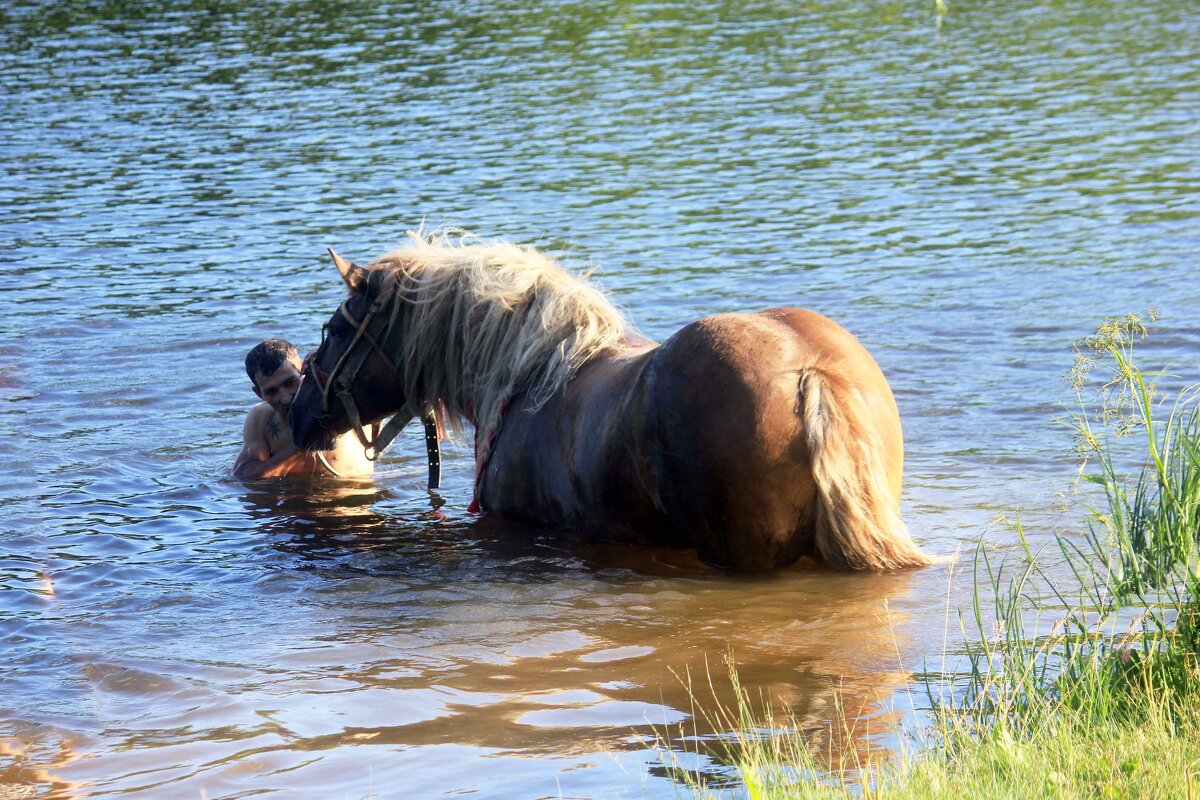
top-left (420, 406), bottom-right (442, 490)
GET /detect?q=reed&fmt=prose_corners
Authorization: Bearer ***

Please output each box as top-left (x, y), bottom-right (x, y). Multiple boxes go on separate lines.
top-left (672, 313), bottom-right (1200, 798)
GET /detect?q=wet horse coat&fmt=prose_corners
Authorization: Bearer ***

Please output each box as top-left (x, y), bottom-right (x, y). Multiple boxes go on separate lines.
top-left (289, 233), bottom-right (930, 572)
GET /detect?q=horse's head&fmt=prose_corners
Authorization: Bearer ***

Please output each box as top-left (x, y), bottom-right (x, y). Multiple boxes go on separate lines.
top-left (292, 230), bottom-right (633, 456)
top-left (290, 249), bottom-right (409, 452)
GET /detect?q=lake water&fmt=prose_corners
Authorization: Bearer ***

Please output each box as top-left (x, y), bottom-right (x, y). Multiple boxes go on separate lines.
top-left (2, 0), bottom-right (1197, 797)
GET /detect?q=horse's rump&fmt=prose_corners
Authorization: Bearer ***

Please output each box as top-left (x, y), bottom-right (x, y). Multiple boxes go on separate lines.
top-left (643, 310), bottom-right (929, 571)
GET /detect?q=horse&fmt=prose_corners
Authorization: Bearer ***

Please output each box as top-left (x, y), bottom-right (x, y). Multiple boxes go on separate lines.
top-left (288, 231), bottom-right (932, 573)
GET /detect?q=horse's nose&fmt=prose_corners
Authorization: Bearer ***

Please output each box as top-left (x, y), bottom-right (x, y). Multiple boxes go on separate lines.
top-left (289, 400), bottom-right (335, 452)
top-left (287, 398), bottom-right (311, 446)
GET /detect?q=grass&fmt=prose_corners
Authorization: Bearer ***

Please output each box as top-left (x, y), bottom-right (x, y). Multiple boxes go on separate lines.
top-left (671, 313), bottom-right (1200, 799)
top-left (679, 700), bottom-right (1200, 799)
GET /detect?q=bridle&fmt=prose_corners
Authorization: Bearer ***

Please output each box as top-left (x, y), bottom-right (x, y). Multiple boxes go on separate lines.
top-left (309, 292), bottom-right (389, 452)
top-left (305, 290), bottom-right (442, 488)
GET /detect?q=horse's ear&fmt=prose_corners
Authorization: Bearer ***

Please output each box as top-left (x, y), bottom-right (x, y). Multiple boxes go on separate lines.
top-left (328, 248), bottom-right (368, 293)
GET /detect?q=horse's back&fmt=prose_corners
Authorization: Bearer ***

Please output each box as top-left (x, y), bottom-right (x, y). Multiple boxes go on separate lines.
top-left (643, 308), bottom-right (921, 571)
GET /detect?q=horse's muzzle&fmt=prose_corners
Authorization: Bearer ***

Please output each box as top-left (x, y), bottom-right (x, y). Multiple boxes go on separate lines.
top-left (289, 406), bottom-right (337, 452)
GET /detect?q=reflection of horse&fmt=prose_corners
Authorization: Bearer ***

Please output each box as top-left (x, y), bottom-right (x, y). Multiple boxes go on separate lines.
top-left (289, 231), bottom-right (931, 572)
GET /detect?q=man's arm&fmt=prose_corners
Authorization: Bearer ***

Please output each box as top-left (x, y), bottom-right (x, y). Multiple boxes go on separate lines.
top-left (232, 408), bottom-right (321, 478)
top-left (233, 441), bottom-right (322, 478)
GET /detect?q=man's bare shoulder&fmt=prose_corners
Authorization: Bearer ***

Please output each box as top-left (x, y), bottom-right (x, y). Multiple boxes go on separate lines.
top-left (243, 402), bottom-right (273, 428)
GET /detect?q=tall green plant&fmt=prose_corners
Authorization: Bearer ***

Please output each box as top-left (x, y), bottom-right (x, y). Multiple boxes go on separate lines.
top-left (950, 312), bottom-right (1200, 733)
top-left (1068, 310), bottom-right (1200, 598)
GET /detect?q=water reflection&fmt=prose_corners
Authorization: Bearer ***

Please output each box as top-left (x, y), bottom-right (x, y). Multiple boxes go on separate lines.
top-left (377, 508), bottom-right (910, 746)
top-left (0, 725), bottom-right (90, 799)
top-left (31, 547), bottom-right (925, 798)
top-left (16, 465), bottom-right (928, 797)
top-left (237, 478), bottom-right (397, 536)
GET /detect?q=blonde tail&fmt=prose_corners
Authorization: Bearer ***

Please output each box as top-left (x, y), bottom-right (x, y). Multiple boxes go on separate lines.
top-left (801, 370), bottom-right (932, 570)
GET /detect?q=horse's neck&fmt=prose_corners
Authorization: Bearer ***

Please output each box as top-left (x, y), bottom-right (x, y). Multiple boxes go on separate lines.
top-left (476, 342), bottom-right (660, 524)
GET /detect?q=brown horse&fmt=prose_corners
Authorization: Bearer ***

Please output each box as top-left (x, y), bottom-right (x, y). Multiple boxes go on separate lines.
top-left (289, 231), bottom-right (932, 572)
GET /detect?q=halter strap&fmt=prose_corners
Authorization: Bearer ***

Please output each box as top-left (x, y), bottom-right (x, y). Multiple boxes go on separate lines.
top-left (313, 294), bottom-right (388, 415)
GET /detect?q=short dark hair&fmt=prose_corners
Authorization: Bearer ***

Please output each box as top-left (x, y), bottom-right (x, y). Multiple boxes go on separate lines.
top-left (245, 339), bottom-right (300, 385)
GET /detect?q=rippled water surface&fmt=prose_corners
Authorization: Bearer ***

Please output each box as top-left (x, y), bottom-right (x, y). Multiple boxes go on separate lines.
top-left (2, 0), bottom-right (1198, 797)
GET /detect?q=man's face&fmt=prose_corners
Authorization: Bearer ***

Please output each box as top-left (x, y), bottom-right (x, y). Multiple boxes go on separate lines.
top-left (253, 360), bottom-right (303, 416)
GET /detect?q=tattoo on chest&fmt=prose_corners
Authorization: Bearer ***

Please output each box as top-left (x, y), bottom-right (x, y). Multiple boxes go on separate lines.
top-left (267, 418), bottom-right (282, 439)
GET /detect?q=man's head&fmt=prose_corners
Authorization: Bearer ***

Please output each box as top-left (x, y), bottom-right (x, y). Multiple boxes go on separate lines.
top-left (245, 339), bottom-right (303, 415)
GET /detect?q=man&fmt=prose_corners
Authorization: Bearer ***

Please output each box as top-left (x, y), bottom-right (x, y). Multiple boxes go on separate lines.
top-left (232, 339), bottom-right (374, 478)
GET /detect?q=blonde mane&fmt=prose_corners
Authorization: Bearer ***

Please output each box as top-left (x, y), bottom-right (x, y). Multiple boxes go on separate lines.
top-left (368, 230), bottom-right (635, 445)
